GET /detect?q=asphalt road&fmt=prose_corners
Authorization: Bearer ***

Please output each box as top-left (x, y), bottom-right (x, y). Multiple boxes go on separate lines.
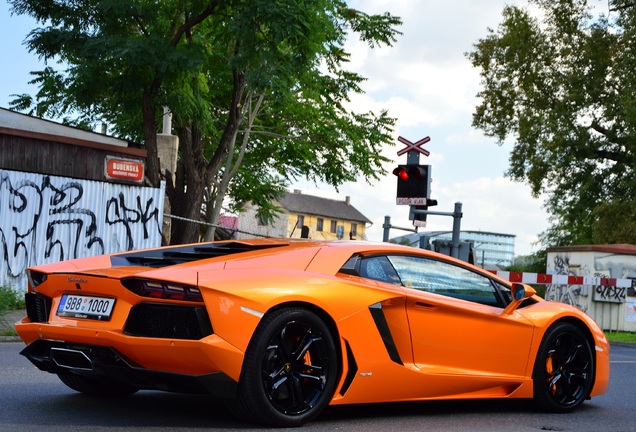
top-left (1, 342), bottom-right (635, 432)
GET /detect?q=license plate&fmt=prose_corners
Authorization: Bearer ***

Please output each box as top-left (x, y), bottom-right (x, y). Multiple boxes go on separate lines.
top-left (57, 294), bottom-right (116, 320)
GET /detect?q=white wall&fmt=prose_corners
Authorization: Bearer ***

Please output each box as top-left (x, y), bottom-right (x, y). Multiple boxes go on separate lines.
top-left (0, 168), bottom-right (165, 291)
top-left (236, 202), bottom-right (288, 239)
top-left (546, 250), bottom-right (636, 332)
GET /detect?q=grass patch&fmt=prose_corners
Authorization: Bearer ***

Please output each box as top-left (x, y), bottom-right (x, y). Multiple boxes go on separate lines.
top-left (0, 285), bottom-right (25, 312)
top-left (0, 328), bottom-right (18, 337)
top-left (0, 285), bottom-right (24, 338)
top-left (605, 331), bottom-right (636, 344)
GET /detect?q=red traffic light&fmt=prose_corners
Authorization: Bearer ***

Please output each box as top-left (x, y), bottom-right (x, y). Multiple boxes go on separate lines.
top-left (394, 164), bottom-right (432, 204)
top-left (392, 167), bottom-right (409, 180)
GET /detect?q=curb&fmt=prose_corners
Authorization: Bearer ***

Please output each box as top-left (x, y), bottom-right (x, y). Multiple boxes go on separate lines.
top-left (609, 341), bottom-right (636, 348)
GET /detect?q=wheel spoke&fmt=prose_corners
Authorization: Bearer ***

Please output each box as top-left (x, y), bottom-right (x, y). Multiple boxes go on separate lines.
top-left (292, 333), bottom-right (320, 362)
top-left (564, 342), bottom-right (582, 365)
top-left (288, 373), bottom-right (307, 409)
top-left (298, 364), bottom-right (325, 382)
top-left (279, 326), bottom-right (296, 358)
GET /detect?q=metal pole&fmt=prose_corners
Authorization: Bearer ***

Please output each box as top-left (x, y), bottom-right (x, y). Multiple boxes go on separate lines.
top-left (382, 216), bottom-right (391, 242)
top-left (451, 202), bottom-right (462, 258)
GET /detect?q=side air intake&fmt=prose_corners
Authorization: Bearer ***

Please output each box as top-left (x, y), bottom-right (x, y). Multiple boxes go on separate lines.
top-left (25, 292), bottom-right (52, 323)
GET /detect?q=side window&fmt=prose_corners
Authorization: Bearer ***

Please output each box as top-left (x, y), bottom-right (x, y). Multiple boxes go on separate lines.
top-left (359, 256), bottom-right (401, 285)
top-left (495, 280), bottom-right (512, 303)
top-left (387, 255), bottom-right (503, 307)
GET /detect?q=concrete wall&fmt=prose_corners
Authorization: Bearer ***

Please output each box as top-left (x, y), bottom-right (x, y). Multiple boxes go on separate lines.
top-left (546, 250), bottom-right (636, 332)
top-left (236, 203), bottom-right (289, 239)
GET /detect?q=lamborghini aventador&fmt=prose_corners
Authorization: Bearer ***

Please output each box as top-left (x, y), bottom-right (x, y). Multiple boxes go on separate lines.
top-left (16, 239), bottom-right (609, 427)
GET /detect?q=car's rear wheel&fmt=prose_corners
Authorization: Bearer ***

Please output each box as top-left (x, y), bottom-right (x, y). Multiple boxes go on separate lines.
top-left (233, 307), bottom-right (338, 427)
top-left (57, 373), bottom-right (139, 397)
top-left (532, 322), bottom-right (594, 412)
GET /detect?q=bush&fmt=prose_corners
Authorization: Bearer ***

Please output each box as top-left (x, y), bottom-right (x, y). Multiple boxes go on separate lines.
top-left (0, 285), bottom-right (26, 312)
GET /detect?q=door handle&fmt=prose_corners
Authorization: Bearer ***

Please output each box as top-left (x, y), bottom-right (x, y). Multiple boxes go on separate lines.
top-left (414, 301), bottom-right (437, 310)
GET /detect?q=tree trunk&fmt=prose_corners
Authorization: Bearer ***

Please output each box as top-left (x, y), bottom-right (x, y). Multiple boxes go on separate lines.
top-left (142, 90), bottom-right (161, 188)
top-left (170, 125), bottom-right (208, 244)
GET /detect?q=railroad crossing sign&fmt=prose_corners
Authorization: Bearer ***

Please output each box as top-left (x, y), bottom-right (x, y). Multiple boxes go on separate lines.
top-left (397, 135), bottom-right (430, 157)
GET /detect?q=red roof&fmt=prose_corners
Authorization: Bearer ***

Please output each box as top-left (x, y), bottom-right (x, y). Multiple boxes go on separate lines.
top-left (547, 244), bottom-right (636, 255)
top-left (217, 216), bottom-right (238, 230)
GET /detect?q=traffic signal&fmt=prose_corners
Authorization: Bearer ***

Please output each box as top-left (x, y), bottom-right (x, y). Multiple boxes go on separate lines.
top-left (411, 199), bottom-right (438, 226)
top-left (393, 164), bottom-right (431, 205)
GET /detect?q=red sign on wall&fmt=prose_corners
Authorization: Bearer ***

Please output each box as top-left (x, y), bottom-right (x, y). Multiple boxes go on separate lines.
top-left (105, 156), bottom-right (144, 182)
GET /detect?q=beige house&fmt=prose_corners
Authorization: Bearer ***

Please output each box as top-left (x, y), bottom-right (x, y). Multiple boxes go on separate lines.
top-left (237, 190), bottom-right (372, 240)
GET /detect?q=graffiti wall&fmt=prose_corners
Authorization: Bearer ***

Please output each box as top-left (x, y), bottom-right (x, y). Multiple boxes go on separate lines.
top-left (547, 249), bottom-right (636, 332)
top-left (0, 169), bottom-right (165, 291)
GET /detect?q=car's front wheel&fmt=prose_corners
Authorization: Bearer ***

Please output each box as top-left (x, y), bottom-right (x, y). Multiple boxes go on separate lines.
top-left (57, 373), bottom-right (139, 397)
top-left (232, 307), bottom-right (338, 427)
top-left (532, 322), bottom-right (595, 412)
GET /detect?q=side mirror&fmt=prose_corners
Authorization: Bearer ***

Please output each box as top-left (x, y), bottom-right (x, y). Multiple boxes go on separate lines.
top-left (501, 283), bottom-right (536, 315)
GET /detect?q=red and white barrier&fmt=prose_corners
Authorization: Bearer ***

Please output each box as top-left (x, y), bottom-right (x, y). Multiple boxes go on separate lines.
top-left (487, 271), bottom-right (633, 288)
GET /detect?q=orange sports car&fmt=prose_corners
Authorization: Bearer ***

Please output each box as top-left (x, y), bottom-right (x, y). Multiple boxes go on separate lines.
top-left (16, 239), bottom-right (609, 427)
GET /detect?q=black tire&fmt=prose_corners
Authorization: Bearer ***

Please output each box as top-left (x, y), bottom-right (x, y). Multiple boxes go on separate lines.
top-left (232, 307), bottom-right (338, 427)
top-left (532, 322), bottom-right (595, 412)
top-left (57, 373), bottom-right (139, 397)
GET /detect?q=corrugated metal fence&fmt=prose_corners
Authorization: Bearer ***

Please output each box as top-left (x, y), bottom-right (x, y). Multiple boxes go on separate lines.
top-left (0, 168), bottom-right (165, 291)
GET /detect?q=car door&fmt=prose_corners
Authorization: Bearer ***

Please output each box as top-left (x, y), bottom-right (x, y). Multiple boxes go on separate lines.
top-left (385, 254), bottom-right (535, 381)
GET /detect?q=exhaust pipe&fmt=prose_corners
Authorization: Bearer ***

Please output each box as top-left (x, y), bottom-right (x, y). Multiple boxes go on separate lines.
top-left (50, 348), bottom-right (93, 370)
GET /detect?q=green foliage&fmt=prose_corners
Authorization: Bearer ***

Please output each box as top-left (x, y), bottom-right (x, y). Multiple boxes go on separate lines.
top-left (468, 0), bottom-right (636, 247)
top-left (387, 237), bottom-right (416, 246)
top-left (0, 329), bottom-right (18, 337)
top-left (506, 249), bottom-right (547, 274)
top-left (8, 0), bottom-right (402, 244)
top-left (506, 250), bottom-right (548, 297)
top-left (0, 286), bottom-right (25, 312)
top-left (592, 197), bottom-right (636, 243)
top-left (604, 331), bottom-right (636, 344)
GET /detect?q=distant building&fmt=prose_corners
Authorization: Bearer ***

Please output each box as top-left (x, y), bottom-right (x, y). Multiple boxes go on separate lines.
top-left (237, 190), bottom-right (372, 240)
top-left (396, 230), bottom-right (516, 268)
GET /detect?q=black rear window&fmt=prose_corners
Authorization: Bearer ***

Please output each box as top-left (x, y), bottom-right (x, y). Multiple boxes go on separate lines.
top-left (110, 241), bottom-right (285, 268)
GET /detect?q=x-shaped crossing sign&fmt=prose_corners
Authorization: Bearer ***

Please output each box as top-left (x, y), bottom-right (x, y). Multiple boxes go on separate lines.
top-left (397, 135), bottom-right (430, 157)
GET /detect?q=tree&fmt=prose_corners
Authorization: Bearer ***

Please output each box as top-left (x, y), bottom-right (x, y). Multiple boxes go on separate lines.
top-left (467, 0), bottom-right (636, 247)
top-left (8, 0), bottom-right (401, 244)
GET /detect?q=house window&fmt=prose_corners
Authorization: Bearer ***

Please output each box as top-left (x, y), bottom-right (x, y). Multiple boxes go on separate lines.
top-left (317, 218), bottom-right (324, 232)
top-left (330, 220), bottom-right (337, 233)
top-left (351, 223), bottom-right (357, 237)
top-left (297, 215), bottom-right (305, 227)
top-left (257, 214), bottom-right (267, 226)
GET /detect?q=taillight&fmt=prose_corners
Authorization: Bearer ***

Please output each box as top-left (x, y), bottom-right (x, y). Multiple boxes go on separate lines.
top-left (26, 269), bottom-right (48, 290)
top-left (121, 278), bottom-right (203, 302)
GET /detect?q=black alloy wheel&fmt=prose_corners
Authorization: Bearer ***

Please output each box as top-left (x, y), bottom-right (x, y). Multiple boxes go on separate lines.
top-left (532, 322), bottom-right (595, 412)
top-left (234, 307), bottom-right (338, 427)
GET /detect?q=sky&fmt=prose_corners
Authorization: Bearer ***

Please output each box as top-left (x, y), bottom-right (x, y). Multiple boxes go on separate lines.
top-left (0, 1), bottom-right (612, 257)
